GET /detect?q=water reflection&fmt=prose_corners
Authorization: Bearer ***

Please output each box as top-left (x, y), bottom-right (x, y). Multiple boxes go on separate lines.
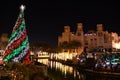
top-left (38, 59), bottom-right (120, 80)
top-left (50, 61), bottom-right (72, 74)
top-left (38, 59), bottom-right (48, 65)
top-left (38, 59), bottom-right (84, 80)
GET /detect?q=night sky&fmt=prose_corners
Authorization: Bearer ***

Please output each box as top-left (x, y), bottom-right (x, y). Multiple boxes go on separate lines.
top-left (0, 0), bottom-right (120, 46)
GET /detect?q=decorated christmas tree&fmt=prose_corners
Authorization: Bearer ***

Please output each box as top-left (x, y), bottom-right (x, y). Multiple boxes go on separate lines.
top-left (3, 5), bottom-right (31, 63)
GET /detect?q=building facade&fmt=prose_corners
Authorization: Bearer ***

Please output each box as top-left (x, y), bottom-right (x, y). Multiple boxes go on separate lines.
top-left (58, 23), bottom-right (120, 51)
top-left (0, 33), bottom-right (9, 50)
top-left (58, 23), bottom-right (84, 47)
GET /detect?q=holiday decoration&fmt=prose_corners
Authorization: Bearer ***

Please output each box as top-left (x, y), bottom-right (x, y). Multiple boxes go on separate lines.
top-left (3, 5), bottom-right (31, 63)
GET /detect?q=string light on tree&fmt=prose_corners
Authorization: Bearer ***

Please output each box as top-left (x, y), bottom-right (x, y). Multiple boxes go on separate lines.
top-left (3, 5), bottom-right (31, 63)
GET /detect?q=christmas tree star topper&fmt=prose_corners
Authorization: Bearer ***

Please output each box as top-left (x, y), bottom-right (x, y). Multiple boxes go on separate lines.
top-left (20, 5), bottom-right (25, 12)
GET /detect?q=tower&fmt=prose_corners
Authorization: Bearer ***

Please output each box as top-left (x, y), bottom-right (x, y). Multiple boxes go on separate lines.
top-left (76, 23), bottom-right (84, 46)
top-left (64, 26), bottom-right (70, 32)
top-left (97, 24), bottom-right (103, 31)
top-left (96, 24), bottom-right (104, 48)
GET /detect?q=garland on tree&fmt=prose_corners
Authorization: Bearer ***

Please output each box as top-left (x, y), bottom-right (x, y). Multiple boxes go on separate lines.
top-left (3, 5), bottom-right (31, 63)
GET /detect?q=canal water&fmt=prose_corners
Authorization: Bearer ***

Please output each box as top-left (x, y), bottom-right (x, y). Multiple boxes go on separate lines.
top-left (38, 59), bottom-right (120, 80)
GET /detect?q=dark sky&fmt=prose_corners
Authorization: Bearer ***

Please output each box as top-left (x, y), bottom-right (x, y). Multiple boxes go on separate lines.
top-left (0, 0), bottom-right (120, 46)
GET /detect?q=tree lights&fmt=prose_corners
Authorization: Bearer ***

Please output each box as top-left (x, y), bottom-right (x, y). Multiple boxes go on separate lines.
top-left (3, 5), bottom-right (31, 63)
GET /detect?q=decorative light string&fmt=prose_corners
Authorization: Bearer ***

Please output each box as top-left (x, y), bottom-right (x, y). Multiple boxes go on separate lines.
top-left (12, 43), bottom-right (29, 62)
top-left (3, 5), bottom-right (31, 63)
top-left (3, 32), bottom-right (27, 59)
top-left (4, 37), bottom-right (28, 62)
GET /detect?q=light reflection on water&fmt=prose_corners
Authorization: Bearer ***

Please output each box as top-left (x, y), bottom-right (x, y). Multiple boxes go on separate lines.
top-left (38, 59), bottom-right (49, 65)
top-left (37, 59), bottom-right (120, 80)
top-left (50, 61), bottom-right (73, 74)
top-left (38, 59), bottom-right (83, 80)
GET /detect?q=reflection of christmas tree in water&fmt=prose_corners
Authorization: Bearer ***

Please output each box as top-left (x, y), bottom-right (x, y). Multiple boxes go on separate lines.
top-left (3, 5), bottom-right (31, 63)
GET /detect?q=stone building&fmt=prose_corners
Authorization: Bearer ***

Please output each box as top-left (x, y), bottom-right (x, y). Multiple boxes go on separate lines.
top-left (84, 24), bottom-right (112, 50)
top-left (58, 23), bottom-right (120, 51)
top-left (58, 23), bottom-right (84, 47)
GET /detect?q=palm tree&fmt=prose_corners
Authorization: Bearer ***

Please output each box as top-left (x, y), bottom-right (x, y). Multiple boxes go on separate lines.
top-left (59, 41), bottom-right (82, 53)
top-left (69, 40), bottom-right (82, 56)
top-left (59, 41), bottom-right (69, 52)
top-left (69, 40), bottom-right (81, 48)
